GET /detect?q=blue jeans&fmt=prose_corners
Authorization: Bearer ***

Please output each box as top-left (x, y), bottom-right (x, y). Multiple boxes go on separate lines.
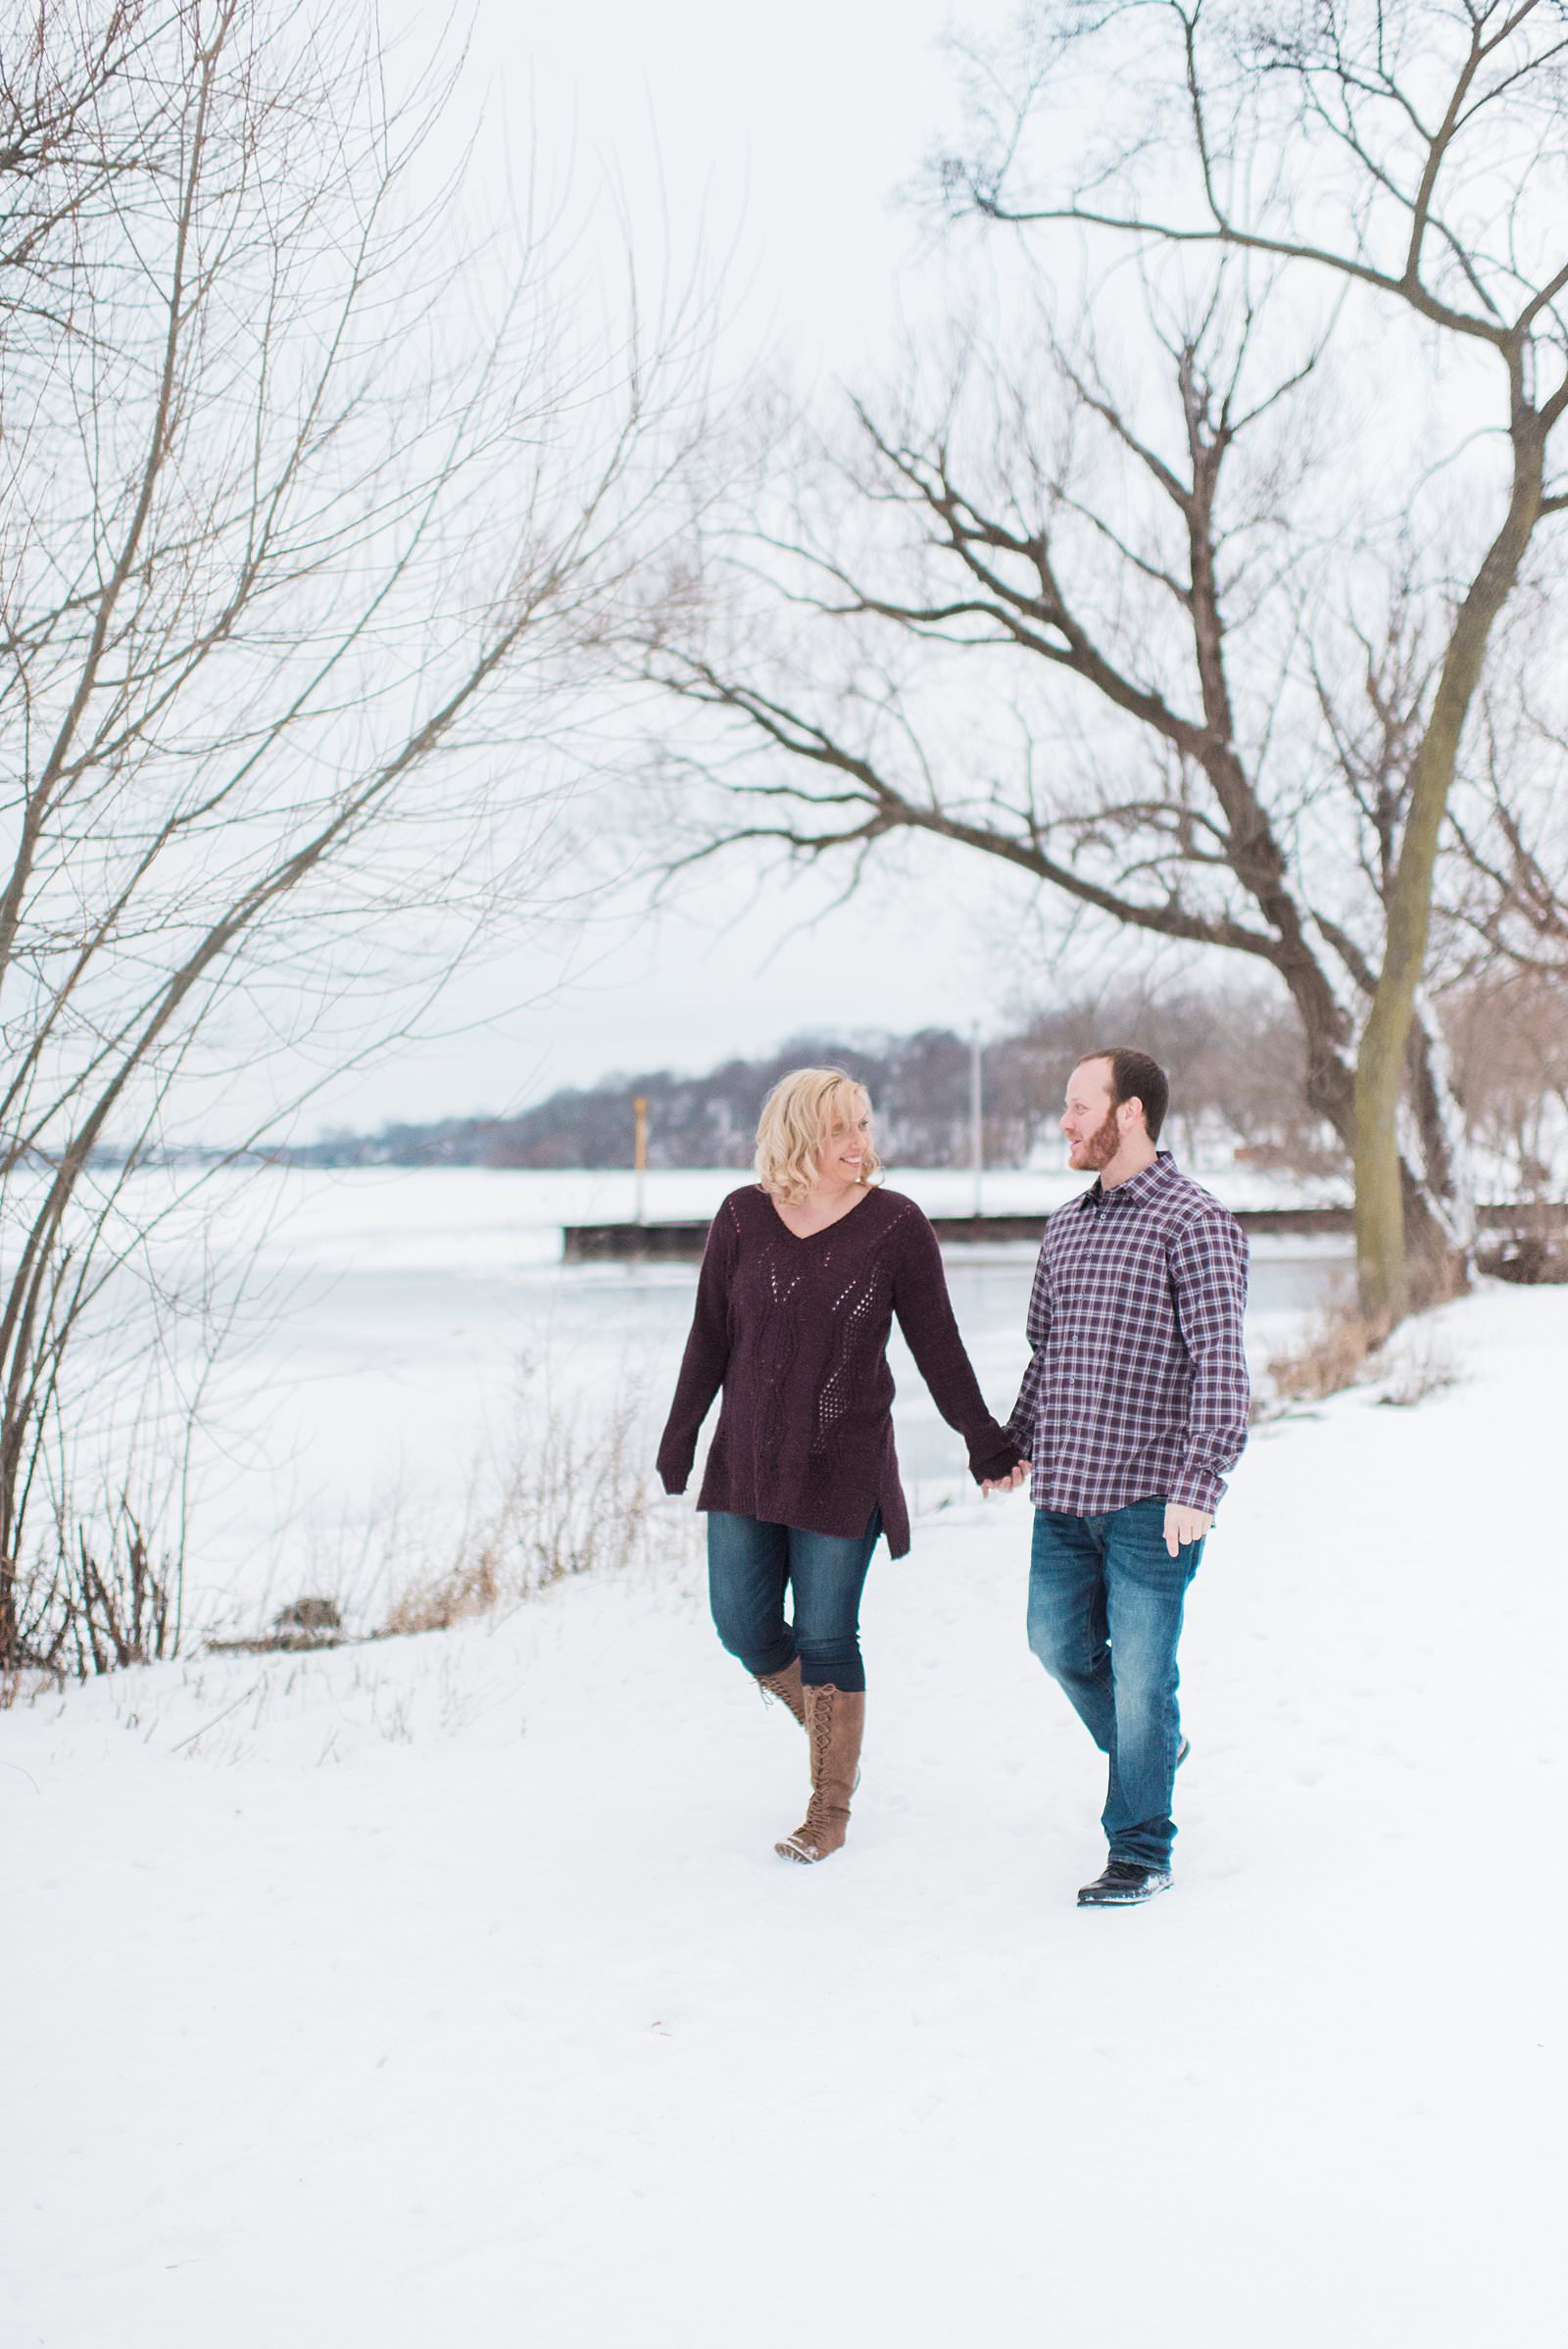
top-left (1027, 1497), bottom-right (1204, 1871)
top-left (707, 1510), bottom-right (882, 1691)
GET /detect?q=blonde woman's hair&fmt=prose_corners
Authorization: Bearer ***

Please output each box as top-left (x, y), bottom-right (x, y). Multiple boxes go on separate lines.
top-left (754, 1067), bottom-right (881, 1208)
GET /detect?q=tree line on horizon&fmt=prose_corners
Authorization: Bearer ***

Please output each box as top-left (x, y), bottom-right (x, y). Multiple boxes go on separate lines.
top-left (295, 986), bottom-right (1316, 1173)
top-left (293, 972), bottom-right (1566, 1188)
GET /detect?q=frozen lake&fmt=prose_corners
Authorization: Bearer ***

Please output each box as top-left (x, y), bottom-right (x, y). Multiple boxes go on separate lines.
top-left (165, 1165), bottom-right (1352, 1630)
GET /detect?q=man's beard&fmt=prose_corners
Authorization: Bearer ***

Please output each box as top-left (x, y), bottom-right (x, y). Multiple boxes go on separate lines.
top-left (1073, 1105), bottom-right (1122, 1170)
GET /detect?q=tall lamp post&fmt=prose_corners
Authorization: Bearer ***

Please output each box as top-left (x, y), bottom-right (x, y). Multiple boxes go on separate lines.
top-left (633, 1095), bottom-right (649, 1226)
top-left (970, 1028), bottom-right (983, 1220)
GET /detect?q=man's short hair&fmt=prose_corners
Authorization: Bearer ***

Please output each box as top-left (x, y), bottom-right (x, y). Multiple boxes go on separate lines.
top-left (1079, 1047), bottom-right (1169, 1143)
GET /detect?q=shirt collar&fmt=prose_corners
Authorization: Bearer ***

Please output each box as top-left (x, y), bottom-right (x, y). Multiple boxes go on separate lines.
top-left (1079, 1149), bottom-right (1177, 1212)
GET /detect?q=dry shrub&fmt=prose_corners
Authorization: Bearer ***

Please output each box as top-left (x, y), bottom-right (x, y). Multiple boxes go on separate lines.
top-left (1263, 1292), bottom-right (1462, 1415)
top-left (206, 1596), bottom-right (351, 1657)
top-left (379, 1387), bottom-right (656, 1639)
top-left (5, 1497), bottom-right (178, 1688)
top-left (1264, 1298), bottom-right (1382, 1408)
top-left (381, 1553), bottom-right (501, 1639)
top-left (1375, 1328), bottom-right (1460, 1409)
top-left (1476, 1231), bottom-right (1568, 1285)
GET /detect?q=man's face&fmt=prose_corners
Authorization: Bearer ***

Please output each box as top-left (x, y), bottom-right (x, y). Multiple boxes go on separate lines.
top-left (1061, 1059), bottom-right (1122, 1172)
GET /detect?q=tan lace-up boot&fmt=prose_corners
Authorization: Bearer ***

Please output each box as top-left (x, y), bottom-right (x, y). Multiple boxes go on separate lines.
top-left (775, 1683), bottom-right (865, 1863)
top-left (754, 1657), bottom-right (806, 1728)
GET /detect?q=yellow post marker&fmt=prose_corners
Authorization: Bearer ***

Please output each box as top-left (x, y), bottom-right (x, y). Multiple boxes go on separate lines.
top-left (633, 1095), bottom-right (649, 1226)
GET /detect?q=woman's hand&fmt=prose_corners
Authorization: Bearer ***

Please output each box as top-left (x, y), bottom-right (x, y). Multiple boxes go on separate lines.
top-left (982, 1460), bottom-right (1031, 1496)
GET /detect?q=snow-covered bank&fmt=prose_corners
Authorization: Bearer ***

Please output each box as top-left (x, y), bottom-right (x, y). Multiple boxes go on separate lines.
top-left (6, 1282), bottom-right (1560, 2348)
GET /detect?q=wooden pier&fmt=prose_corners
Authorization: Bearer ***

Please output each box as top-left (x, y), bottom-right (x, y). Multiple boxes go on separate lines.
top-left (560, 1203), bottom-right (1355, 1262)
top-left (560, 1199), bottom-right (1564, 1263)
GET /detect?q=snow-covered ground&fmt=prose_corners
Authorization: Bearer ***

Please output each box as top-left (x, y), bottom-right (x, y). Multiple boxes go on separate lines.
top-left (4, 1279), bottom-right (1561, 2347)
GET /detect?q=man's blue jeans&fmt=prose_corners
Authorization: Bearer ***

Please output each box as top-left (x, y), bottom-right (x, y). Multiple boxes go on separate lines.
top-left (707, 1510), bottom-right (882, 1691)
top-left (1027, 1497), bottom-right (1204, 1871)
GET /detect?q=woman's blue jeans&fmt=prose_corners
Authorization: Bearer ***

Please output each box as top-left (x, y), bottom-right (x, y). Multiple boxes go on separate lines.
top-left (1027, 1496), bottom-right (1204, 1871)
top-left (707, 1509), bottom-right (882, 1691)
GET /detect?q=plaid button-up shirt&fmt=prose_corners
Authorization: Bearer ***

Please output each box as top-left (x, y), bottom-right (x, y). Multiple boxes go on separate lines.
top-left (1008, 1151), bottom-right (1250, 1517)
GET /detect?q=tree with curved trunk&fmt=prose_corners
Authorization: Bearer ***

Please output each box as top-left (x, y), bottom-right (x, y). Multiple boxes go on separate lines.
top-left (940, 0), bottom-right (1568, 1323)
top-left (636, 0), bottom-right (1568, 1330)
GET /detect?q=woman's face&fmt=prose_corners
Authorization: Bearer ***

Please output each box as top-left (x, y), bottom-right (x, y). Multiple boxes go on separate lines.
top-left (813, 1101), bottom-right (872, 1192)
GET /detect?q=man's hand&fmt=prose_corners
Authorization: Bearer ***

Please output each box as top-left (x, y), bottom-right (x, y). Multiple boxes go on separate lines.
top-left (1163, 1502), bottom-right (1212, 1556)
top-left (983, 1460), bottom-right (1031, 1496)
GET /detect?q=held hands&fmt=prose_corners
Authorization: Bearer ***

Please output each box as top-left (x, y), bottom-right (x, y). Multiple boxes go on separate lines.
top-left (1163, 1502), bottom-right (1212, 1556)
top-left (982, 1459), bottom-right (1031, 1497)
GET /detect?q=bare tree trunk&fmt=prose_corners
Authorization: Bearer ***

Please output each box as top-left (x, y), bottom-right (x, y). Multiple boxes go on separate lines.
top-left (1353, 438), bottom-right (1547, 1320)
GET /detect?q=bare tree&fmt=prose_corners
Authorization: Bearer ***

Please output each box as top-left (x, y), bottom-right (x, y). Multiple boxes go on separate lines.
top-left (1444, 964), bottom-right (1568, 1193)
top-left (637, 0), bottom-right (1568, 1327)
top-left (0, 0), bottom-right (706, 1673)
top-left (1446, 676), bottom-right (1568, 978)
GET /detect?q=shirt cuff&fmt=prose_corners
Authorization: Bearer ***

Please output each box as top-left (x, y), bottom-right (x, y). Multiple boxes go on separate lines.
top-left (1168, 1463), bottom-right (1223, 1513)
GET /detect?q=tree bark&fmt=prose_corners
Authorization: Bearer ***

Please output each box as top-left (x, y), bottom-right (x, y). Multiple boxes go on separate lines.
top-left (1353, 431), bottom-right (1544, 1324)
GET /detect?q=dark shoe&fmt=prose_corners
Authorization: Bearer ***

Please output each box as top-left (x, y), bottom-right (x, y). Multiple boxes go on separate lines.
top-left (1177, 1735), bottom-right (1190, 1768)
top-left (776, 1685), bottom-right (865, 1863)
top-left (1077, 1860), bottom-right (1172, 1907)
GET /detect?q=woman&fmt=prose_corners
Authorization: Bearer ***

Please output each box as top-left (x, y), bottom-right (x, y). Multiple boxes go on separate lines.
top-left (657, 1066), bottom-right (1025, 1864)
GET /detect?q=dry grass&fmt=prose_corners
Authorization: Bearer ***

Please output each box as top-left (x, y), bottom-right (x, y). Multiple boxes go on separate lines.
top-left (204, 1596), bottom-right (350, 1657)
top-left (1262, 1286), bottom-right (1463, 1417)
top-left (1263, 1297), bottom-right (1383, 1408)
top-left (380, 1553), bottom-right (502, 1639)
top-left (377, 1386), bottom-right (659, 1639)
top-left (1476, 1231), bottom-right (1568, 1285)
top-left (2, 1497), bottom-right (179, 1698)
top-left (1374, 1326), bottom-right (1461, 1409)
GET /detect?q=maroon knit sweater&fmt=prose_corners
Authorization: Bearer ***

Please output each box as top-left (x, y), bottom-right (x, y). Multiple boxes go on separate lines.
top-left (656, 1184), bottom-right (1022, 1557)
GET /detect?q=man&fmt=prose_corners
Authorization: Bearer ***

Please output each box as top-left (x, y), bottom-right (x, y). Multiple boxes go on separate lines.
top-left (988, 1048), bottom-right (1250, 1907)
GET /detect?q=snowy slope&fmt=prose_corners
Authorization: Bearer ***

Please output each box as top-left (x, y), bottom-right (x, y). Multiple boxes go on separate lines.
top-left (3, 1284), bottom-right (1562, 2349)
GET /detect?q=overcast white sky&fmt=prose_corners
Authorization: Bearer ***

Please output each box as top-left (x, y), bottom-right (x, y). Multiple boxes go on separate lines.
top-left (313, 0), bottom-right (1038, 1135)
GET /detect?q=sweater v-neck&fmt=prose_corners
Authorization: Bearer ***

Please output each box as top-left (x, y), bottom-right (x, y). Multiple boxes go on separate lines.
top-left (765, 1183), bottom-right (880, 1245)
